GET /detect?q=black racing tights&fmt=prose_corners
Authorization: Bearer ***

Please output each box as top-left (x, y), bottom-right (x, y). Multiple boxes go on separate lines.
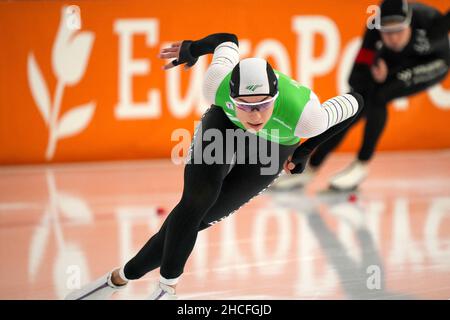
top-left (310, 57), bottom-right (449, 167)
top-left (123, 106), bottom-right (298, 279)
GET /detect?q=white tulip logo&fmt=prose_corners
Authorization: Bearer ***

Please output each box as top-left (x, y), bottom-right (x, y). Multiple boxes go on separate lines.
top-left (27, 6), bottom-right (96, 160)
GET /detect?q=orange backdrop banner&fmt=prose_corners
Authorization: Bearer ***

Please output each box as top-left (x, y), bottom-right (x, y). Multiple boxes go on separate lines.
top-left (0, 0), bottom-right (449, 164)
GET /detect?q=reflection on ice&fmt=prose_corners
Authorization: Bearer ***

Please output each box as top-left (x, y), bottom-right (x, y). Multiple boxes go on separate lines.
top-left (0, 153), bottom-right (449, 299)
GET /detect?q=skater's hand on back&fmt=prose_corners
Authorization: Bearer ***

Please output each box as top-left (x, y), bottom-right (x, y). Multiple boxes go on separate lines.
top-left (371, 58), bottom-right (388, 83)
top-left (286, 150), bottom-right (310, 174)
top-left (159, 41), bottom-right (181, 69)
top-left (284, 156), bottom-right (296, 174)
top-left (158, 41), bottom-right (198, 71)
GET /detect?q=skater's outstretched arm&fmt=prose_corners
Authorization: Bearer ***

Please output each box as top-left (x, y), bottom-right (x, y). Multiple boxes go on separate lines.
top-left (159, 33), bottom-right (238, 69)
top-left (287, 92), bottom-right (364, 174)
top-left (159, 33), bottom-right (240, 104)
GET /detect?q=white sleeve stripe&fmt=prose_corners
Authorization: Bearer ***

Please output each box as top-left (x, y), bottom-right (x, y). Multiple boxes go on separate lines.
top-left (342, 95), bottom-right (356, 115)
top-left (334, 97), bottom-right (347, 123)
top-left (330, 99), bottom-right (342, 124)
top-left (340, 96), bottom-right (353, 118)
top-left (324, 107), bottom-right (331, 129)
top-left (338, 97), bottom-right (350, 122)
top-left (210, 44), bottom-right (239, 66)
top-left (343, 95), bottom-right (357, 116)
top-left (328, 102), bottom-right (336, 127)
top-left (338, 97), bottom-right (349, 121)
top-left (329, 101), bottom-right (339, 127)
top-left (346, 94), bottom-right (358, 114)
top-left (322, 101), bottom-right (334, 126)
top-left (336, 96), bottom-right (350, 121)
top-left (339, 97), bottom-right (348, 120)
top-left (213, 42), bottom-right (239, 62)
top-left (216, 43), bottom-right (239, 53)
top-left (334, 98), bottom-right (346, 123)
top-left (294, 93), bottom-right (359, 139)
top-left (333, 102), bottom-right (339, 125)
top-left (322, 94), bottom-right (359, 128)
top-left (335, 100), bottom-right (343, 123)
top-left (211, 56), bottom-right (235, 66)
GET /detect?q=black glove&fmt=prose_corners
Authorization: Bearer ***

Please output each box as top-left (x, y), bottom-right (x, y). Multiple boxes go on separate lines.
top-left (172, 33), bottom-right (238, 68)
top-left (171, 40), bottom-right (198, 68)
top-left (289, 145), bottom-right (312, 174)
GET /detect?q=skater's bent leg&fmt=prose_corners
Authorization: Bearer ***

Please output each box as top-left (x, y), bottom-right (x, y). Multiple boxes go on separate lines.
top-left (123, 162), bottom-right (229, 281)
top-left (159, 138), bottom-right (295, 278)
top-left (122, 219), bottom-right (169, 280)
top-left (159, 166), bottom-right (225, 279)
top-left (122, 106), bottom-right (234, 282)
top-left (200, 142), bottom-right (297, 228)
top-left (122, 150), bottom-right (288, 281)
top-left (358, 101), bottom-right (387, 161)
top-left (198, 165), bottom-right (277, 228)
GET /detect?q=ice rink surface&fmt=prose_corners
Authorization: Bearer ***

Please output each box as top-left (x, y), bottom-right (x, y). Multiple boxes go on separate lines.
top-left (1, 151), bottom-right (449, 299)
